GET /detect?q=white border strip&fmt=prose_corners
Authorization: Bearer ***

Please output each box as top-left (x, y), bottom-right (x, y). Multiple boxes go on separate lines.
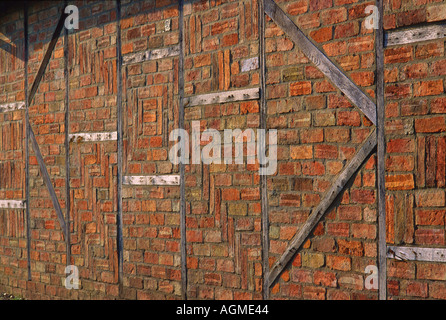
top-left (123, 175), bottom-right (180, 186)
top-left (69, 132), bottom-right (117, 142)
top-left (387, 246), bottom-right (446, 262)
top-left (184, 87), bottom-right (260, 107)
top-left (0, 200), bottom-right (26, 209)
top-left (385, 24), bottom-right (446, 47)
top-left (123, 45), bottom-right (180, 65)
top-left (0, 102), bottom-right (25, 113)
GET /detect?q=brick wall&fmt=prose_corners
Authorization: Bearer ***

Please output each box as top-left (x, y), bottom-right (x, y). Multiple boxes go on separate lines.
top-left (0, 0), bottom-right (445, 300)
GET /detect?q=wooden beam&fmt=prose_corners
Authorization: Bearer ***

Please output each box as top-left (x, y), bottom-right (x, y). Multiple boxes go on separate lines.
top-left (0, 102), bottom-right (25, 113)
top-left (64, 0), bottom-right (71, 268)
top-left (24, 1), bottom-right (31, 281)
top-left (385, 23), bottom-right (446, 47)
top-left (116, 0), bottom-right (124, 285)
top-left (0, 200), bottom-right (26, 209)
top-left (178, 0), bottom-right (187, 301)
top-left (29, 127), bottom-right (67, 238)
top-left (387, 246), bottom-right (446, 263)
top-left (25, 8), bottom-right (70, 240)
top-left (376, 0), bottom-right (387, 301)
top-left (123, 175), bottom-right (180, 186)
top-left (259, 0), bottom-right (269, 300)
top-left (122, 45), bottom-right (180, 65)
top-left (69, 132), bottom-right (118, 142)
top-left (184, 88), bottom-right (260, 107)
top-left (264, 0), bottom-right (377, 125)
top-left (267, 129), bottom-right (377, 286)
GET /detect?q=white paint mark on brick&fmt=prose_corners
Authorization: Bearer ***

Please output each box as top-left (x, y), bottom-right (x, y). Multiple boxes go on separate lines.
top-left (69, 132), bottom-right (117, 143)
top-left (123, 175), bottom-right (180, 186)
top-left (241, 57), bottom-right (259, 72)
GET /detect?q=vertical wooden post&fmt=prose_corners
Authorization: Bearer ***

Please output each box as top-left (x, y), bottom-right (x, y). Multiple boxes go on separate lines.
top-left (116, 0), bottom-right (124, 286)
top-left (24, 1), bottom-right (31, 282)
top-left (376, 0), bottom-right (387, 301)
top-left (64, 0), bottom-right (71, 268)
top-left (178, 0), bottom-right (187, 300)
top-left (259, 0), bottom-right (269, 300)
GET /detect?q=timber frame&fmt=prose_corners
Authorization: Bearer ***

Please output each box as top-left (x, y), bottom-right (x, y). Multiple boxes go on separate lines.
top-left (9, 0), bottom-right (446, 300)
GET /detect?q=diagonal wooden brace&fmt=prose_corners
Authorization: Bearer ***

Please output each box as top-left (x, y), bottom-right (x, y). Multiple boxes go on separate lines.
top-left (27, 9), bottom-right (69, 239)
top-left (264, 0), bottom-right (377, 125)
top-left (267, 129), bottom-right (377, 286)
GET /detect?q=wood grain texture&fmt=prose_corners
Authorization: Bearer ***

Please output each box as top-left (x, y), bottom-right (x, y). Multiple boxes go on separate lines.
top-left (68, 132), bottom-right (118, 142)
top-left (264, 0), bottom-right (377, 125)
top-left (184, 87), bottom-right (260, 107)
top-left (267, 129), bottom-right (377, 287)
top-left (123, 175), bottom-right (180, 186)
top-left (0, 200), bottom-right (26, 209)
top-left (122, 45), bottom-right (180, 65)
top-left (0, 102), bottom-right (25, 113)
top-left (385, 23), bottom-right (446, 47)
top-left (387, 246), bottom-right (446, 262)
top-left (376, 0), bottom-right (387, 301)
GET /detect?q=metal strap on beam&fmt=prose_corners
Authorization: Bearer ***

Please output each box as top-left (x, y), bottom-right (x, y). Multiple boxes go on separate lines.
top-left (264, 0), bottom-right (377, 125)
top-left (267, 129), bottom-right (377, 286)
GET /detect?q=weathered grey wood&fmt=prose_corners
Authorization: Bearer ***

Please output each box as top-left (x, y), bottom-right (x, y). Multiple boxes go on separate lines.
top-left (25, 7), bottom-right (69, 240)
top-left (387, 246), bottom-right (446, 262)
top-left (122, 45), bottom-right (180, 65)
top-left (123, 175), bottom-right (180, 186)
top-left (178, 0), bottom-right (187, 301)
top-left (264, 0), bottom-right (377, 125)
top-left (64, 0), bottom-right (71, 267)
top-left (69, 132), bottom-right (118, 142)
top-left (24, 2), bottom-right (31, 281)
top-left (385, 24), bottom-right (446, 47)
top-left (267, 129), bottom-right (377, 286)
top-left (0, 102), bottom-right (25, 113)
top-left (184, 88), bottom-right (260, 107)
top-left (259, 0), bottom-right (269, 301)
top-left (116, 0), bottom-right (124, 286)
top-left (0, 200), bottom-right (26, 209)
top-left (29, 127), bottom-right (67, 238)
top-left (376, 0), bottom-right (387, 301)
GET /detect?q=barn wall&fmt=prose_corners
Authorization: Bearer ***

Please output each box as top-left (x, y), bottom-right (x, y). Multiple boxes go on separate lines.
top-left (0, 0), bottom-right (444, 300)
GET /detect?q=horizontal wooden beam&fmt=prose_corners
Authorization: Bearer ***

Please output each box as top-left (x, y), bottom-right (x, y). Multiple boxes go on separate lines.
top-left (0, 200), bottom-right (26, 209)
top-left (123, 175), bottom-right (180, 186)
top-left (69, 131), bottom-right (117, 142)
top-left (387, 246), bottom-right (446, 263)
top-left (385, 23), bottom-right (446, 47)
top-left (264, 0), bottom-right (377, 125)
top-left (123, 45), bottom-right (180, 65)
top-left (184, 87), bottom-right (260, 107)
top-left (267, 129), bottom-right (377, 286)
top-left (0, 102), bottom-right (25, 113)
